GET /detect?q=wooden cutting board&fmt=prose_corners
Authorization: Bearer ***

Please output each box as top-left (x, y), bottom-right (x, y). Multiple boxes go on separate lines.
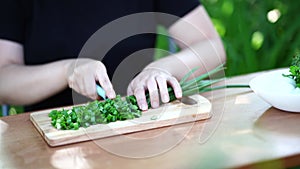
top-left (30, 94), bottom-right (212, 147)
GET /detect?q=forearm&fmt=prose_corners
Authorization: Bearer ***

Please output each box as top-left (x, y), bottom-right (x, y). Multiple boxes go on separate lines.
top-left (0, 59), bottom-right (72, 105)
top-left (145, 38), bottom-right (226, 81)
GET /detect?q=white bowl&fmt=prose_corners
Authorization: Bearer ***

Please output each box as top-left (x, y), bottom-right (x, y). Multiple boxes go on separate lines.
top-left (249, 68), bottom-right (300, 113)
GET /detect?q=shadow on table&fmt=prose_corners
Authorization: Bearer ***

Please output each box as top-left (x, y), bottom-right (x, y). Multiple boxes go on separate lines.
top-left (254, 107), bottom-right (300, 137)
top-left (252, 107), bottom-right (300, 168)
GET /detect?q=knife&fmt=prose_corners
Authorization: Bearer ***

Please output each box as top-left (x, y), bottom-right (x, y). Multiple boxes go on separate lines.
top-left (96, 84), bottom-right (106, 100)
top-left (180, 96), bottom-right (197, 105)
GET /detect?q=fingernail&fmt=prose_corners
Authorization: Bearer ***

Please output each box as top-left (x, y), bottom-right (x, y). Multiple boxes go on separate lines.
top-left (108, 92), bottom-right (116, 98)
top-left (177, 92), bottom-right (182, 98)
top-left (163, 94), bottom-right (170, 103)
top-left (141, 104), bottom-right (148, 110)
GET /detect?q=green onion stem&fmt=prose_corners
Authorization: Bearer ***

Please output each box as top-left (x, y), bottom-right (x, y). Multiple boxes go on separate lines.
top-left (179, 67), bottom-right (199, 85)
top-left (181, 66), bottom-right (225, 91)
top-left (197, 84), bottom-right (250, 93)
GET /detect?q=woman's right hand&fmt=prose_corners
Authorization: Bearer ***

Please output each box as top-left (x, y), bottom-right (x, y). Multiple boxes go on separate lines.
top-left (66, 58), bottom-right (116, 100)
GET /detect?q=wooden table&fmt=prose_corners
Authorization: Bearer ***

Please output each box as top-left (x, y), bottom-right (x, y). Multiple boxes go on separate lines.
top-left (1, 70), bottom-right (300, 169)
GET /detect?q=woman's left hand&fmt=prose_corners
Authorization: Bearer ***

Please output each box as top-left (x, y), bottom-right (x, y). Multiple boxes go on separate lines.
top-left (127, 68), bottom-right (182, 111)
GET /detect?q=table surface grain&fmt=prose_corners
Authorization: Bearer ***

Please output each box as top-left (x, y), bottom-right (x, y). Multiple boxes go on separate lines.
top-left (1, 69), bottom-right (300, 169)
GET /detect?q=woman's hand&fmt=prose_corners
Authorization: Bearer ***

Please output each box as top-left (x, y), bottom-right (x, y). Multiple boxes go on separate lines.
top-left (127, 67), bottom-right (182, 111)
top-left (67, 58), bottom-right (116, 100)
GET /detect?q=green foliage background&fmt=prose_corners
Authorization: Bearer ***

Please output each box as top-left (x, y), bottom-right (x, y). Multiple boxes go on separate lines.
top-left (202, 0), bottom-right (300, 76)
top-left (1, 0), bottom-right (300, 116)
top-left (155, 0), bottom-right (300, 76)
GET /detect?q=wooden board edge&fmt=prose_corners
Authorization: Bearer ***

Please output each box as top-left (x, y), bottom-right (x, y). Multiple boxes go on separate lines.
top-left (30, 114), bottom-right (50, 145)
top-left (45, 110), bottom-right (212, 147)
top-left (30, 94), bottom-right (212, 147)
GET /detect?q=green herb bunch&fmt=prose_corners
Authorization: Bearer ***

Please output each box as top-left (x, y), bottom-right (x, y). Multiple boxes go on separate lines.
top-left (49, 64), bottom-right (249, 130)
top-left (283, 53), bottom-right (300, 88)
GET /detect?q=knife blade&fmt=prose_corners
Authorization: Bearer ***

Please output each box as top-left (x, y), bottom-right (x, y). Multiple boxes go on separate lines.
top-left (180, 96), bottom-right (197, 105)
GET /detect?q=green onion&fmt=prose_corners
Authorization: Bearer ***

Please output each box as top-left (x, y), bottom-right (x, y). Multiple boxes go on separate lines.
top-left (49, 64), bottom-right (249, 130)
top-left (48, 95), bottom-right (142, 130)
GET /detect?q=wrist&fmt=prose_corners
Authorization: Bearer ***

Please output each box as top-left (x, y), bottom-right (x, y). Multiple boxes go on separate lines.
top-left (62, 59), bottom-right (76, 83)
top-left (143, 66), bottom-right (172, 76)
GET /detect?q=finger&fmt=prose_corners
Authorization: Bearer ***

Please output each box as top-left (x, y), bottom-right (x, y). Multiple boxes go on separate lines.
top-left (78, 78), bottom-right (87, 96)
top-left (134, 86), bottom-right (148, 111)
top-left (147, 78), bottom-right (159, 108)
top-left (167, 77), bottom-right (182, 98)
top-left (74, 75), bottom-right (86, 96)
top-left (83, 75), bottom-right (97, 100)
top-left (156, 76), bottom-right (169, 103)
top-left (99, 75), bottom-right (115, 99)
top-left (127, 82), bottom-right (134, 96)
top-left (96, 70), bottom-right (116, 99)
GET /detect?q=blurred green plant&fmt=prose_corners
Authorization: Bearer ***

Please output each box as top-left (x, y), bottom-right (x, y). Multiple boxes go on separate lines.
top-left (154, 25), bottom-right (172, 60)
top-left (155, 0), bottom-right (300, 76)
top-left (201, 0), bottom-right (300, 76)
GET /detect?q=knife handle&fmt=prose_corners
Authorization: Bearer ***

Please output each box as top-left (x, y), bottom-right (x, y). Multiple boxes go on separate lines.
top-left (96, 84), bottom-right (106, 100)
